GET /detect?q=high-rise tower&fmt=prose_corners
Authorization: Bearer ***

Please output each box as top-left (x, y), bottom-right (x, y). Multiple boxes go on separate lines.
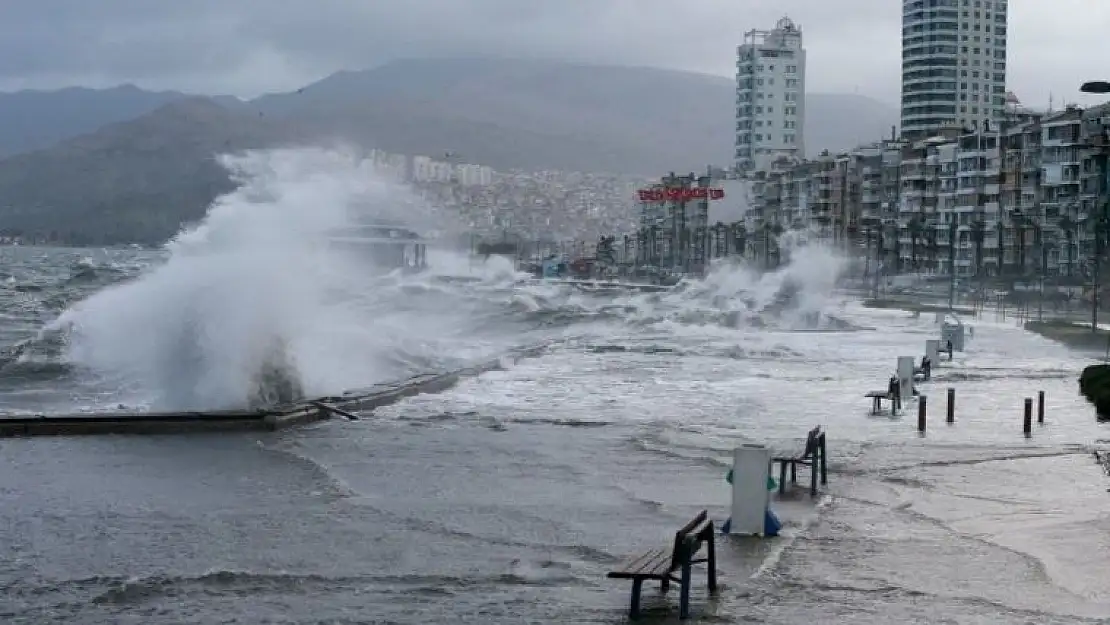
top-left (901, 0), bottom-right (1008, 139)
top-left (735, 16), bottom-right (806, 173)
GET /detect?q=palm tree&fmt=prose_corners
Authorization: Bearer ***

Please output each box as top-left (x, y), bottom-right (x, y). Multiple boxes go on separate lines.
top-left (730, 222), bottom-right (747, 258)
top-left (1058, 216), bottom-right (1077, 277)
top-left (995, 220), bottom-right (1007, 277)
top-left (875, 225), bottom-right (885, 267)
top-left (925, 226), bottom-right (940, 274)
top-left (770, 223), bottom-right (785, 267)
top-left (649, 224), bottom-right (662, 266)
top-left (762, 222), bottom-right (774, 268)
top-left (885, 221), bottom-right (901, 272)
top-left (970, 219), bottom-right (986, 280)
top-left (907, 216), bottom-right (925, 271)
top-left (1015, 216), bottom-right (1029, 276)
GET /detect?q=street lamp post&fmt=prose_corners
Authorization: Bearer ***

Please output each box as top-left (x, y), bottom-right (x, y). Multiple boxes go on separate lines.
top-left (1080, 80), bottom-right (1110, 331)
top-left (948, 218), bottom-right (958, 312)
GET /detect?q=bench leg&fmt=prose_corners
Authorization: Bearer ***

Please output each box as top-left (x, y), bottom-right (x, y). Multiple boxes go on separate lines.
top-left (790, 461), bottom-right (797, 484)
top-left (706, 528), bottom-right (718, 593)
top-left (778, 461), bottom-right (787, 494)
top-left (661, 578), bottom-right (669, 593)
top-left (820, 441), bottom-right (828, 486)
top-left (810, 460), bottom-right (818, 497)
top-left (630, 578), bottom-right (643, 618)
top-left (679, 562), bottom-right (692, 619)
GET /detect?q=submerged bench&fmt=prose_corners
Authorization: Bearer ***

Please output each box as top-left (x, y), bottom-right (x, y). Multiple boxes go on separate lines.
top-left (607, 510), bottom-right (718, 619)
top-left (865, 391), bottom-right (897, 416)
top-left (772, 426), bottom-right (827, 497)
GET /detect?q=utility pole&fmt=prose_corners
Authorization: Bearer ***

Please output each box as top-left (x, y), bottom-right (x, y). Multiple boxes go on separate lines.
top-left (1095, 154), bottom-right (1109, 332)
top-left (1094, 227), bottom-right (1101, 332)
top-left (1038, 229), bottom-right (1046, 322)
top-left (1078, 80), bottom-right (1110, 332)
top-left (874, 225), bottom-right (884, 299)
top-left (948, 218), bottom-right (958, 312)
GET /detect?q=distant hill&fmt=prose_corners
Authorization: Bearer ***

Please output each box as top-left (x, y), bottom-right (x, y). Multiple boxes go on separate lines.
top-left (0, 98), bottom-right (301, 244)
top-left (254, 58), bottom-right (897, 173)
top-left (0, 84), bottom-right (241, 157)
top-left (0, 58), bottom-right (898, 244)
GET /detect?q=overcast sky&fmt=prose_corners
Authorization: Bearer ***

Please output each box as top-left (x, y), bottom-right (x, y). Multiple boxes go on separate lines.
top-left (1, 0), bottom-right (1107, 107)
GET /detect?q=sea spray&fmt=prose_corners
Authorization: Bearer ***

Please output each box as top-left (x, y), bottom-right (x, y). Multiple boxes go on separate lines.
top-left (47, 147), bottom-right (477, 411)
top-left (665, 236), bottom-right (848, 327)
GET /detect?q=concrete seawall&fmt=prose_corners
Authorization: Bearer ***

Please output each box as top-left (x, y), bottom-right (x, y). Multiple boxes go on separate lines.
top-left (0, 342), bottom-right (552, 437)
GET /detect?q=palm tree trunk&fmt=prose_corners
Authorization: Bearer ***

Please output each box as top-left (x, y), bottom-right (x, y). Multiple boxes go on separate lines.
top-left (1067, 234), bottom-right (1074, 277)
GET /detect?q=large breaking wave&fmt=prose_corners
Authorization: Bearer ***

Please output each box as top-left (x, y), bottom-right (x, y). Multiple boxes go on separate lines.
top-left (0, 147), bottom-right (851, 414)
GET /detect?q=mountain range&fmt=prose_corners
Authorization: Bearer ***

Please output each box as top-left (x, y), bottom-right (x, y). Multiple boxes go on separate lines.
top-left (0, 58), bottom-right (898, 244)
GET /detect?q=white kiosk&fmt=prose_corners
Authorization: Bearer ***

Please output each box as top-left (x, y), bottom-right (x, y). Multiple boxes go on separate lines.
top-left (925, 339), bottom-right (940, 365)
top-left (729, 444), bottom-right (773, 536)
top-left (897, 356), bottom-right (916, 404)
top-left (941, 315), bottom-right (965, 352)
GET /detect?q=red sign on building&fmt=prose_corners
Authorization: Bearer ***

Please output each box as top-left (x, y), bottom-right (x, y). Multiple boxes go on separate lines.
top-left (637, 188), bottom-right (725, 202)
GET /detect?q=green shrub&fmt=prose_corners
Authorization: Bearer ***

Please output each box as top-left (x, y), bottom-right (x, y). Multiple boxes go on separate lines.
top-left (1079, 364), bottom-right (1110, 420)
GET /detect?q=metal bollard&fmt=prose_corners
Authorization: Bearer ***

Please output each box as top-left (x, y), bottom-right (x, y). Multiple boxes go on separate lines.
top-left (1023, 398), bottom-right (1032, 437)
top-left (1037, 390), bottom-right (1045, 424)
top-left (946, 387), bottom-right (955, 424)
top-left (918, 395), bottom-right (927, 433)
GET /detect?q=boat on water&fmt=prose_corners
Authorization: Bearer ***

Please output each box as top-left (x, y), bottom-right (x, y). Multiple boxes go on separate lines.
top-left (327, 221), bottom-right (429, 273)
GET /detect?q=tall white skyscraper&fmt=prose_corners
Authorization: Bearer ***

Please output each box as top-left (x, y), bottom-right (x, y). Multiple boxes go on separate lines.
top-left (734, 16), bottom-right (806, 174)
top-left (901, 0), bottom-right (1008, 139)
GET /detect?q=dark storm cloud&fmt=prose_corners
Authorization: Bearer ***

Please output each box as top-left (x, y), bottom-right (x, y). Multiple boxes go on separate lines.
top-left (0, 0), bottom-right (1105, 105)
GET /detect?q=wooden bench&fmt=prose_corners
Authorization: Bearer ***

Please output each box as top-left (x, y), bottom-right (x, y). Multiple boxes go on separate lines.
top-left (607, 510), bottom-right (718, 619)
top-left (772, 427), bottom-right (827, 497)
top-left (915, 358), bottom-right (932, 381)
top-left (865, 391), bottom-right (896, 415)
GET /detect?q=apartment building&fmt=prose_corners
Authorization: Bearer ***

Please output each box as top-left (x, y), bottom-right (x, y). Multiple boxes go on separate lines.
top-left (410, 155), bottom-right (494, 186)
top-left (744, 102), bottom-right (1110, 279)
top-left (735, 16), bottom-right (806, 173)
top-left (901, 0), bottom-right (1008, 140)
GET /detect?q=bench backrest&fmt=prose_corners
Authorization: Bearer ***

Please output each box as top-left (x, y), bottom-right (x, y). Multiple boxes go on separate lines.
top-left (801, 426), bottom-right (823, 460)
top-left (669, 510), bottom-right (712, 571)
